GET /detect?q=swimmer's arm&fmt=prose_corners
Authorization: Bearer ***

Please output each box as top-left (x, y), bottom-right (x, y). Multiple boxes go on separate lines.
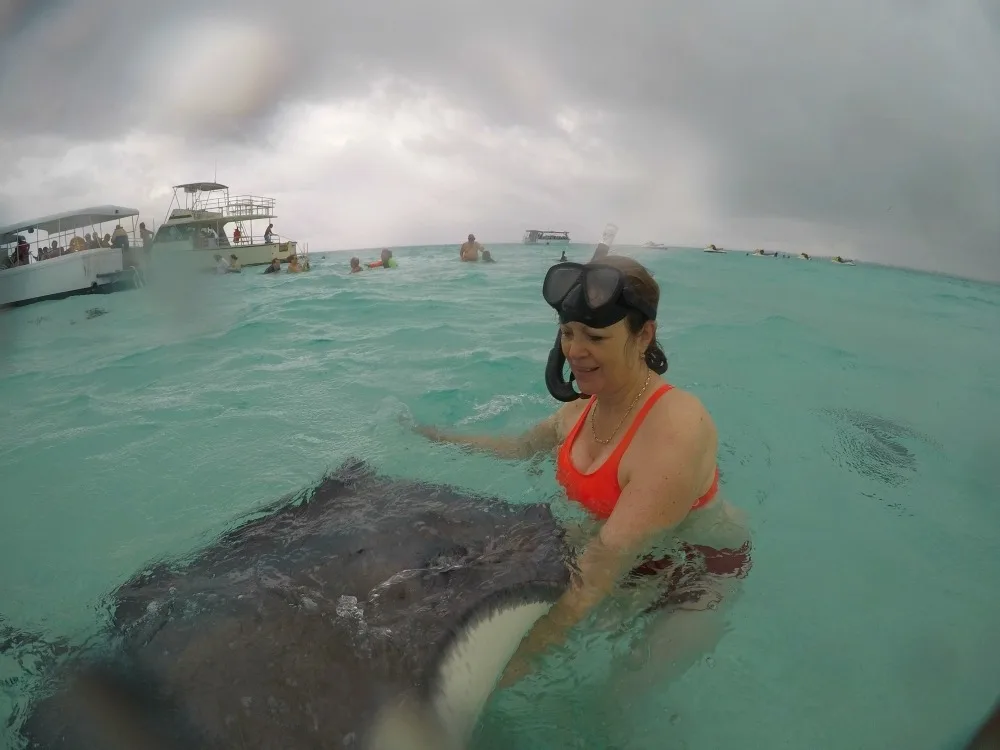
top-left (414, 412), bottom-right (560, 461)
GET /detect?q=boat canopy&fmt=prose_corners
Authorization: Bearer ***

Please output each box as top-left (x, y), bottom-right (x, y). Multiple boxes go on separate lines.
top-left (175, 182), bottom-right (229, 193)
top-left (0, 205), bottom-right (140, 245)
top-left (524, 229), bottom-right (570, 242)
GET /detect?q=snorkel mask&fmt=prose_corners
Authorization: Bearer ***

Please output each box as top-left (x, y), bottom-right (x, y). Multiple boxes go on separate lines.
top-left (542, 261), bottom-right (658, 402)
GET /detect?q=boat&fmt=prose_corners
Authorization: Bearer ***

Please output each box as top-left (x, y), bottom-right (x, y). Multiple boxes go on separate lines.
top-left (703, 244), bottom-right (726, 253)
top-left (0, 206), bottom-right (147, 308)
top-left (643, 241), bottom-right (668, 249)
top-left (151, 182), bottom-right (301, 269)
top-left (523, 229), bottom-right (570, 245)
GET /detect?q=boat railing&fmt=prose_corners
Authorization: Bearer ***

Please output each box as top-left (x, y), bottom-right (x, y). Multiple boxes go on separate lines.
top-left (228, 233), bottom-right (295, 248)
top-left (183, 192), bottom-right (276, 217)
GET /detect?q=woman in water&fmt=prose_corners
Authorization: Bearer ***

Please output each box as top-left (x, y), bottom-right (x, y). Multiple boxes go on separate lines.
top-left (414, 254), bottom-right (751, 688)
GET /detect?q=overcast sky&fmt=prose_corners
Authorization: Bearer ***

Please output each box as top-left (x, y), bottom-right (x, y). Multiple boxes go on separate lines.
top-left (1, 0), bottom-right (998, 280)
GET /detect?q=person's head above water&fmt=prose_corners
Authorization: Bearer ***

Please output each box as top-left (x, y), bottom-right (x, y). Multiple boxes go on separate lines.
top-left (543, 255), bottom-right (667, 402)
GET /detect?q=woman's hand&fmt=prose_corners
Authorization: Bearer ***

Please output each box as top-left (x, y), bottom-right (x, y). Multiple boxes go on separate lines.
top-left (412, 424), bottom-right (443, 442)
top-left (497, 622), bottom-right (563, 689)
top-left (497, 652), bottom-right (536, 689)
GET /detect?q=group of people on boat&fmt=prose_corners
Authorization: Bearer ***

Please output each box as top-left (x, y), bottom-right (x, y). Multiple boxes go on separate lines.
top-left (3, 222), bottom-right (155, 269)
top-left (230, 223), bottom-right (276, 246)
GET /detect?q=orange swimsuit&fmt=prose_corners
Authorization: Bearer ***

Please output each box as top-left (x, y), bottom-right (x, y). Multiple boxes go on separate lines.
top-left (555, 383), bottom-right (719, 520)
top-left (556, 383), bottom-right (750, 613)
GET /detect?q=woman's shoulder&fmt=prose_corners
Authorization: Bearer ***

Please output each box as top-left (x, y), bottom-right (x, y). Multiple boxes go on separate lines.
top-left (648, 384), bottom-right (716, 441)
top-left (552, 398), bottom-right (590, 441)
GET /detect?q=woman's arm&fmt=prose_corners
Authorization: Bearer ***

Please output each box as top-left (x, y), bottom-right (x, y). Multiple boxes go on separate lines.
top-left (414, 411), bottom-right (561, 461)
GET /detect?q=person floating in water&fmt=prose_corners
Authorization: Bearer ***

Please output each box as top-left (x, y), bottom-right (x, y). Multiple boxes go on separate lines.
top-left (214, 254), bottom-right (237, 274)
top-left (414, 253), bottom-right (750, 690)
top-left (460, 233), bottom-right (481, 262)
top-left (263, 258), bottom-right (281, 274)
top-left (286, 255), bottom-right (303, 273)
top-left (349, 257), bottom-right (363, 273)
top-left (367, 248), bottom-right (398, 269)
top-left (228, 254), bottom-right (242, 272)
top-left (482, 249), bottom-right (496, 263)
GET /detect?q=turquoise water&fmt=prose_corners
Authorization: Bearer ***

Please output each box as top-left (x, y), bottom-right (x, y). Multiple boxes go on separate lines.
top-left (1, 244), bottom-right (998, 749)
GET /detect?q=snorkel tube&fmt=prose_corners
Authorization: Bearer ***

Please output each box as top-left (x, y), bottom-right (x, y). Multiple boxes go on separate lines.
top-left (545, 331), bottom-right (586, 402)
top-left (543, 223), bottom-right (620, 402)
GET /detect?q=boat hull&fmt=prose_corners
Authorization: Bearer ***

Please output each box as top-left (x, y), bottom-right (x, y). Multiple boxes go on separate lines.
top-left (524, 238), bottom-right (570, 246)
top-left (0, 247), bottom-right (134, 307)
top-left (152, 239), bottom-right (296, 269)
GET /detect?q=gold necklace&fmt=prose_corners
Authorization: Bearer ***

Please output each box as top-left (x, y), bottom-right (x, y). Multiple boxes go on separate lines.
top-left (590, 369), bottom-right (651, 445)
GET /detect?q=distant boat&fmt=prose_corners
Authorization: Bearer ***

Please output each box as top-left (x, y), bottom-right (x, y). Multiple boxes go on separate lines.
top-left (703, 244), bottom-right (726, 253)
top-left (523, 229), bottom-right (570, 245)
top-left (643, 241), bottom-right (668, 249)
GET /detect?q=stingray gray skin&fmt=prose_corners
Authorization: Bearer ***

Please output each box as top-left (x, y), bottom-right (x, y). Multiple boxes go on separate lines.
top-left (16, 458), bottom-right (571, 750)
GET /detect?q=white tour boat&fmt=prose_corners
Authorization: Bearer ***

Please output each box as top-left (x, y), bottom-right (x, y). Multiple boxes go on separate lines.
top-left (151, 182), bottom-right (300, 269)
top-left (0, 206), bottom-right (147, 308)
top-left (523, 229), bottom-right (571, 246)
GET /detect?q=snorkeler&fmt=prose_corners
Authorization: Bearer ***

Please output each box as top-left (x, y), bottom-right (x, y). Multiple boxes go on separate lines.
top-left (414, 253), bottom-right (750, 688)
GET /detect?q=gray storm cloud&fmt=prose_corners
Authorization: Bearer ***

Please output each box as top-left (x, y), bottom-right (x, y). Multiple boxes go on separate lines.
top-left (1, 0), bottom-right (998, 279)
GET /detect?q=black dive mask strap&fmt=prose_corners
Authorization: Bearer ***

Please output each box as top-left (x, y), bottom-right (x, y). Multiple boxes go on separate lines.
top-left (544, 331), bottom-right (590, 402)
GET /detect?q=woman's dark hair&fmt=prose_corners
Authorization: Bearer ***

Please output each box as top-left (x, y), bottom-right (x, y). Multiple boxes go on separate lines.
top-left (588, 254), bottom-right (668, 374)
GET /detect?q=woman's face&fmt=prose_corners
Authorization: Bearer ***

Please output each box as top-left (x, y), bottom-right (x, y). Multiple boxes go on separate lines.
top-left (559, 318), bottom-right (653, 395)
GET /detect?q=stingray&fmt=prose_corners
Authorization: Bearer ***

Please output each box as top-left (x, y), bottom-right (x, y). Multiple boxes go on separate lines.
top-left (10, 458), bottom-right (572, 750)
top-left (819, 408), bottom-right (939, 487)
